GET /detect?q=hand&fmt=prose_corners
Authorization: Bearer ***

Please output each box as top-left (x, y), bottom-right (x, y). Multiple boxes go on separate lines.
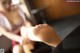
top-left (19, 37), bottom-right (34, 50)
top-left (19, 37), bottom-right (29, 45)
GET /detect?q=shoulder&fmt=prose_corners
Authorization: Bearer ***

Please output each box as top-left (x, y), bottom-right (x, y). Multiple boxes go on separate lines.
top-left (0, 13), bottom-right (6, 20)
top-left (0, 13), bottom-right (9, 24)
top-left (0, 13), bottom-right (12, 31)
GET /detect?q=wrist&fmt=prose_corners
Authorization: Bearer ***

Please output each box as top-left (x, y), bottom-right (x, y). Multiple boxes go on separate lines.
top-left (19, 37), bottom-right (29, 45)
top-left (19, 37), bottom-right (24, 45)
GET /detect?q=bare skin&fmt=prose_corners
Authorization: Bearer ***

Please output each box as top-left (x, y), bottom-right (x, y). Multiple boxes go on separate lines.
top-left (0, 0), bottom-right (61, 53)
top-left (32, 24), bottom-right (61, 47)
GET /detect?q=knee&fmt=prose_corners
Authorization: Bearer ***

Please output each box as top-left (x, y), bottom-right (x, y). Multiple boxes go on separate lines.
top-left (13, 44), bottom-right (24, 53)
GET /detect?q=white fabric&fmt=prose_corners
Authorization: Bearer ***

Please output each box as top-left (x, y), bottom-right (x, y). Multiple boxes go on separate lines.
top-left (0, 13), bottom-right (12, 31)
top-left (20, 26), bottom-right (42, 41)
top-left (27, 27), bottom-right (42, 41)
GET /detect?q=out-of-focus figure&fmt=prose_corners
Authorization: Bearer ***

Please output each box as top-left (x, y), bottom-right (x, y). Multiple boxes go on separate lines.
top-left (0, 0), bottom-right (34, 53)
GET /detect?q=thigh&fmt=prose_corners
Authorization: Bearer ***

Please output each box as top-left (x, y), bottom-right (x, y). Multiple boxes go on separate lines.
top-left (12, 44), bottom-right (24, 53)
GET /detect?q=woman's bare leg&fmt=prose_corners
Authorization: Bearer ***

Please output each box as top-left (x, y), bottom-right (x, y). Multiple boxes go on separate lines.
top-left (33, 24), bottom-right (61, 47)
top-left (13, 44), bottom-right (24, 53)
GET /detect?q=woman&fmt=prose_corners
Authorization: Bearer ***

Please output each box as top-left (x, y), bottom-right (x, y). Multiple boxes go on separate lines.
top-left (0, 0), bottom-right (61, 53)
top-left (0, 0), bottom-right (34, 53)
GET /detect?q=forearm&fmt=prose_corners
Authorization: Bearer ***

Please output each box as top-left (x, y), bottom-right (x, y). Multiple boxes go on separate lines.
top-left (23, 44), bottom-right (32, 53)
top-left (3, 31), bottom-right (22, 42)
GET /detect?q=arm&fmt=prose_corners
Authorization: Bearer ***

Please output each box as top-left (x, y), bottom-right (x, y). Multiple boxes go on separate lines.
top-left (0, 26), bottom-right (33, 53)
top-left (24, 19), bottom-right (32, 27)
top-left (0, 26), bottom-right (22, 43)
